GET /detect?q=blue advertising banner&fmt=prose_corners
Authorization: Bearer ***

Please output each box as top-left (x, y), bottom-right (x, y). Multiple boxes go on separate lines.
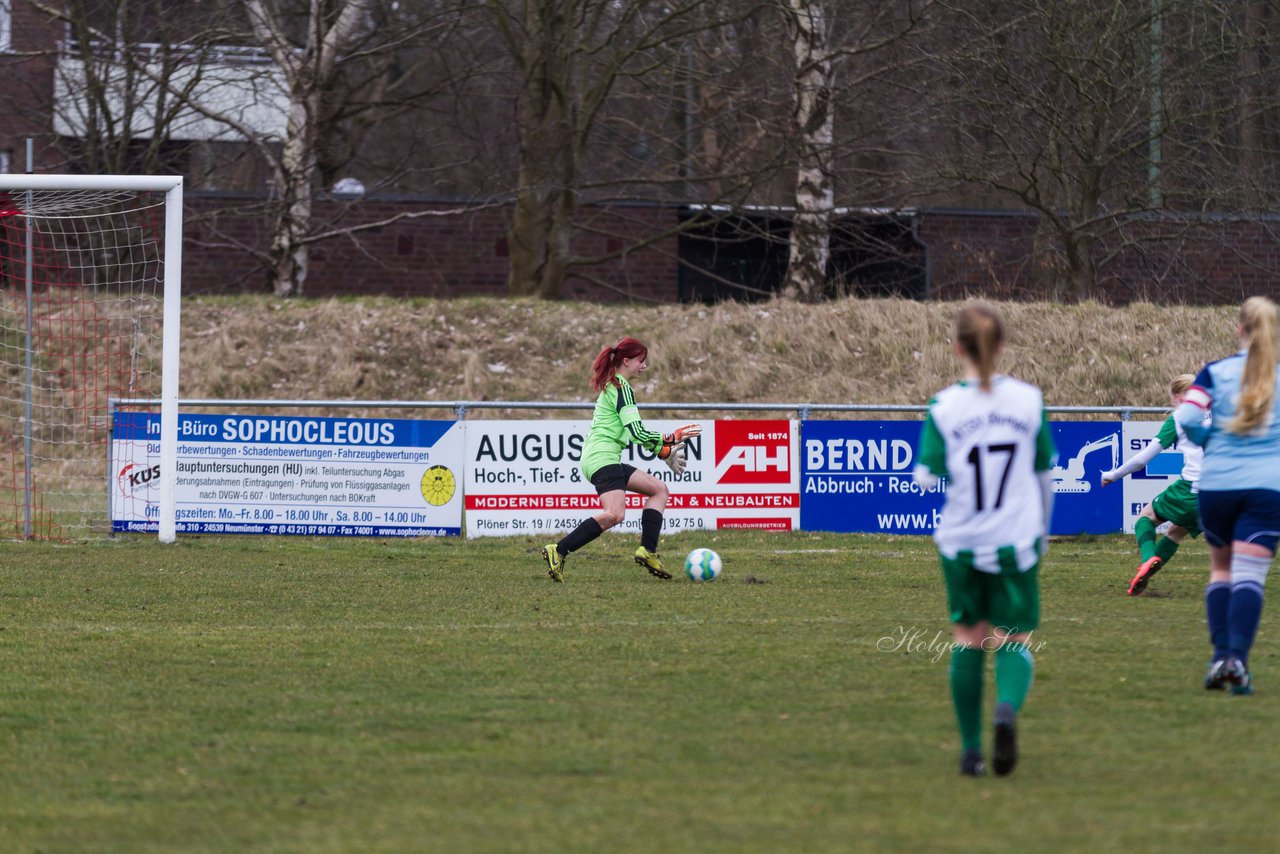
top-left (111, 412), bottom-right (464, 537)
top-left (112, 411), bottom-right (456, 448)
top-left (1048, 422), bottom-right (1124, 534)
top-left (800, 421), bottom-right (943, 534)
top-left (800, 420), bottom-right (1125, 535)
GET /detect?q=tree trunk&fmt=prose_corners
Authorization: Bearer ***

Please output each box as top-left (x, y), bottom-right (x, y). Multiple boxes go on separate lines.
top-left (244, 0), bottom-right (371, 297)
top-left (268, 97), bottom-right (319, 297)
top-left (1239, 1), bottom-right (1266, 207)
top-left (507, 0), bottom-right (576, 299)
top-left (1063, 234), bottom-right (1096, 303)
top-left (782, 0), bottom-right (835, 303)
top-left (508, 182), bottom-right (574, 298)
top-left (267, 188), bottom-right (313, 298)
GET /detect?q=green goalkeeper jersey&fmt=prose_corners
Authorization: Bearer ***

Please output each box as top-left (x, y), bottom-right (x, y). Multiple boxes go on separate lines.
top-left (580, 376), bottom-right (664, 480)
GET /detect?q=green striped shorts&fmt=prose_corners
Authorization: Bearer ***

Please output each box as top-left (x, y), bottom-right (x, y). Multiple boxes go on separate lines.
top-left (939, 548), bottom-right (1040, 632)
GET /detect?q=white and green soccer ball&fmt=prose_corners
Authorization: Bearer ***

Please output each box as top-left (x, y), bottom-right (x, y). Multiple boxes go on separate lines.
top-left (684, 548), bottom-right (722, 582)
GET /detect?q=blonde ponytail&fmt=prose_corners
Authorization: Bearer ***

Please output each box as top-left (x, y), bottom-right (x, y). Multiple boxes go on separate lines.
top-left (1170, 374), bottom-right (1195, 398)
top-left (1230, 296), bottom-right (1279, 435)
top-left (955, 303), bottom-right (1004, 391)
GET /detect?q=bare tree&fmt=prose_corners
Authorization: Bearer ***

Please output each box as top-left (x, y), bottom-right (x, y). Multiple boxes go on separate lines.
top-left (34, 0), bottom-right (1280, 305)
top-left (779, 0), bottom-right (932, 302)
top-left (1236, 1), bottom-right (1267, 208)
top-left (1162, 0), bottom-right (1280, 213)
top-left (240, 0), bottom-right (376, 295)
top-left (36, 0), bottom-right (475, 296)
top-left (32, 0), bottom-right (233, 175)
top-left (920, 0), bottom-right (1267, 301)
top-left (780, 0), bottom-right (834, 302)
top-left (487, 0), bottom-right (789, 299)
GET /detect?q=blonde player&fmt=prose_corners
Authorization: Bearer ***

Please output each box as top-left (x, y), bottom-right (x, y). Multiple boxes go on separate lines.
top-left (1100, 375), bottom-right (1205, 595)
top-left (1175, 296), bottom-right (1280, 695)
top-left (914, 303), bottom-right (1057, 777)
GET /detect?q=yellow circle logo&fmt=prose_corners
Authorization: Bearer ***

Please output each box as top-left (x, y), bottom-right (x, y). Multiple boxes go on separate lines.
top-left (420, 465), bottom-right (456, 506)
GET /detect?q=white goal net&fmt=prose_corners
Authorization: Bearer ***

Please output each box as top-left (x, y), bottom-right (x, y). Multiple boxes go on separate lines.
top-left (0, 175), bottom-right (182, 541)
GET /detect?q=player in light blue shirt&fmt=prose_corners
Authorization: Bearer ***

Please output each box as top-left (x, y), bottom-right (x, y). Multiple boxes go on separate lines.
top-left (1175, 296), bottom-right (1280, 695)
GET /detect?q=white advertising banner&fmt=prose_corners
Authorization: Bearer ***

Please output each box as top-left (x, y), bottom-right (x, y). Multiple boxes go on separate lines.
top-left (1117, 419), bottom-right (1184, 533)
top-left (111, 412), bottom-right (464, 536)
top-left (464, 419), bottom-right (801, 537)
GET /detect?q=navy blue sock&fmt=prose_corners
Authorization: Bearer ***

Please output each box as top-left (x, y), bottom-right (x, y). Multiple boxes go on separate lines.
top-left (1206, 581), bottom-right (1231, 661)
top-left (1227, 553), bottom-right (1271, 666)
top-left (1228, 582), bottom-right (1265, 666)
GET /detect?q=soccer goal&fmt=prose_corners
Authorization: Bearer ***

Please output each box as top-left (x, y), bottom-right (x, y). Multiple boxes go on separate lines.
top-left (0, 174), bottom-right (182, 542)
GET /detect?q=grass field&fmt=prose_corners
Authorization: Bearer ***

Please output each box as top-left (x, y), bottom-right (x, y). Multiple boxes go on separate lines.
top-left (0, 530), bottom-right (1277, 852)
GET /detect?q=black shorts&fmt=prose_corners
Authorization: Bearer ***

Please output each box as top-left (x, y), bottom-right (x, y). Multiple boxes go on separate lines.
top-left (590, 463), bottom-right (637, 495)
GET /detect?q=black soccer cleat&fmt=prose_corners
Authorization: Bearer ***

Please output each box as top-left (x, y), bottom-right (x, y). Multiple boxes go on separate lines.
top-left (1205, 658), bottom-right (1230, 690)
top-left (1222, 656), bottom-right (1253, 696)
top-left (992, 702), bottom-right (1018, 776)
top-left (960, 748), bottom-right (986, 777)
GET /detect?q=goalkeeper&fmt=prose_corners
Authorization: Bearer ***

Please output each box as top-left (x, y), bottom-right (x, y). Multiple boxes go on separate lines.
top-left (542, 337), bottom-right (700, 582)
top-left (1100, 374), bottom-right (1205, 596)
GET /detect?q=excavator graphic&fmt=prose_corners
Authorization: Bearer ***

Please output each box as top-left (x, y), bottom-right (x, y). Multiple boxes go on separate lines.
top-left (1050, 432), bottom-right (1119, 494)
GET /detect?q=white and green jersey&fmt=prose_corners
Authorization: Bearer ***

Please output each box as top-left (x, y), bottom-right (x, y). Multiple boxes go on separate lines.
top-left (916, 375), bottom-right (1056, 573)
top-left (1103, 414), bottom-right (1203, 486)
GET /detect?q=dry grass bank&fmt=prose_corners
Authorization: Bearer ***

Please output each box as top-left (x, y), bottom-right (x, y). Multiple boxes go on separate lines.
top-left (180, 296), bottom-right (1239, 417)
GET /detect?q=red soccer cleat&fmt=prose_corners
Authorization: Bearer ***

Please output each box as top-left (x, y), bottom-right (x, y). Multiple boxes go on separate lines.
top-left (1127, 556), bottom-right (1163, 596)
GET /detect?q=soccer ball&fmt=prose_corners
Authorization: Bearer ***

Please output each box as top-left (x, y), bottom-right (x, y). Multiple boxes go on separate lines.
top-left (684, 548), bottom-right (722, 582)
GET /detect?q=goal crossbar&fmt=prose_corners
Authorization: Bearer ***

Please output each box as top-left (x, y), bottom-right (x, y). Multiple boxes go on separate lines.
top-left (0, 175), bottom-right (183, 193)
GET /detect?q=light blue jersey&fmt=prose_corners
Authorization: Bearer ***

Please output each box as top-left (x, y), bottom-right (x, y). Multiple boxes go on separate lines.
top-left (1175, 350), bottom-right (1280, 491)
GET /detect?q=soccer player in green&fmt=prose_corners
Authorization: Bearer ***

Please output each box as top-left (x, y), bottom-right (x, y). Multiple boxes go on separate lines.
top-left (542, 337), bottom-right (699, 582)
top-left (1100, 374), bottom-right (1205, 596)
top-left (914, 304), bottom-right (1057, 778)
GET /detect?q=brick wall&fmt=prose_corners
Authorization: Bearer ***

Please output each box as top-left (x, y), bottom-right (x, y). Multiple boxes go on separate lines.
top-left (916, 210), bottom-right (1039, 300)
top-left (182, 195), bottom-right (680, 301)
top-left (1095, 217), bottom-right (1280, 304)
top-left (184, 197), bottom-right (1280, 304)
top-left (0, 2), bottom-right (60, 169)
top-left (916, 209), bottom-right (1280, 305)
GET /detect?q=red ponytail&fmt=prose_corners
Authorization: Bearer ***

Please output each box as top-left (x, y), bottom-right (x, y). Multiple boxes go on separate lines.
top-left (590, 337), bottom-right (648, 392)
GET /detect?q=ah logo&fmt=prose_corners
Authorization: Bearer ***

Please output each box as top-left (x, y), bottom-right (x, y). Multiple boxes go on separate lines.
top-left (714, 420), bottom-right (791, 484)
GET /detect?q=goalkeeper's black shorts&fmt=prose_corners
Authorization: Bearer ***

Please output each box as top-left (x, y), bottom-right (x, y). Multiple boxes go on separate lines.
top-left (590, 463), bottom-right (637, 495)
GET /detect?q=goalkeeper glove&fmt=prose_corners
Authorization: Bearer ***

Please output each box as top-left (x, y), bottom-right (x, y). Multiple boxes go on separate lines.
top-left (660, 441), bottom-right (687, 476)
top-left (655, 424), bottom-right (699, 476)
top-left (664, 423), bottom-right (702, 445)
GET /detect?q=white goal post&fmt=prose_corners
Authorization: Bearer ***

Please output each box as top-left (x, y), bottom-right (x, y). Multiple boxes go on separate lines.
top-left (0, 174), bottom-right (182, 543)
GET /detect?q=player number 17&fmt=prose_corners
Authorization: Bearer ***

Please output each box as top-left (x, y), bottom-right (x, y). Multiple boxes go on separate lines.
top-left (966, 442), bottom-right (1016, 511)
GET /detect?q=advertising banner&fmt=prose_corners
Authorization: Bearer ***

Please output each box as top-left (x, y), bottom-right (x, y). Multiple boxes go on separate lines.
top-left (1115, 419), bottom-right (1182, 533)
top-left (800, 420), bottom-right (1130, 535)
top-left (111, 412), bottom-right (464, 536)
top-left (799, 420), bottom-right (944, 534)
top-left (1046, 422), bottom-right (1125, 534)
top-left (464, 419), bottom-right (800, 537)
